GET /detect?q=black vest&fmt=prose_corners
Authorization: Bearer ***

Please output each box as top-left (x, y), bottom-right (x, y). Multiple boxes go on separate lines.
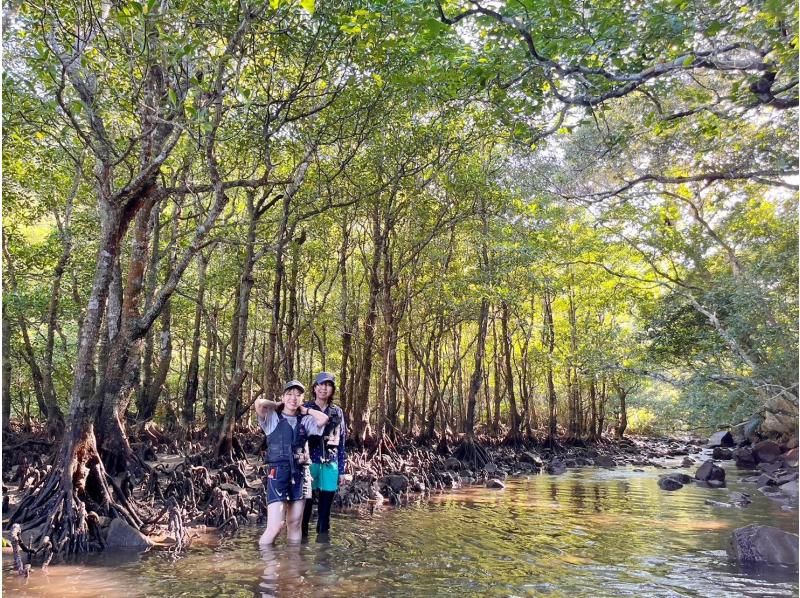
top-left (266, 413), bottom-right (308, 467)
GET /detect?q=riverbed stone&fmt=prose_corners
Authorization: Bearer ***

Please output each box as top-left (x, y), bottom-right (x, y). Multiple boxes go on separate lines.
top-left (733, 447), bottom-right (756, 468)
top-left (760, 397), bottom-right (799, 439)
top-left (727, 524), bottom-right (799, 566)
top-left (708, 431), bottom-right (734, 448)
top-left (786, 437), bottom-right (799, 450)
top-left (486, 478), bottom-right (505, 489)
top-left (519, 451), bottom-right (543, 467)
top-left (658, 475), bottom-right (684, 491)
top-left (779, 480), bottom-right (798, 498)
top-left (756, 473), bottom-right (778, 486)
top-left (546, 460), bottom-right (567, 475)
top-left (730, 492), bottom-right (752, 507)
top-left (712, 447), bottom-right (733, 460)
top-left (758, 461), bottom-right (782, 474)
top-left (752, 440), bottom-right (782, 464)
top-left (595, 455), bottom-right (615, 468)
top-left (105, 519), bottom-right (154, 550)
top-left (782, 448), bottom-right (799, 467)
top-left (695, 460), bottom-right (726, 484)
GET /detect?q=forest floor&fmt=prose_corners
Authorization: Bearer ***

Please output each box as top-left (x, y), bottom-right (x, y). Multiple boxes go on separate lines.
top-left (2, 423), bottom-right (797, 563)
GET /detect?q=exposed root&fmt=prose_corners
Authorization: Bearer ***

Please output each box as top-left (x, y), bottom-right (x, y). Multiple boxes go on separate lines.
top-left (453, 435), bottom-right (490, 470)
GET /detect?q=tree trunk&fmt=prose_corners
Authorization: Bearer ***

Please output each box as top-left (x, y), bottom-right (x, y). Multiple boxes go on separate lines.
top-left (3, 241), bottom-right (64, 435)
top-left (182, 251), bottom-right (208, 435)
top-left (543, 290), bottom-right (558, 442)
top-left (216, 198), bottom-right (259, 458)
top-left (203, 306), bottom-right (218, 433)
top-left (3, 302), bottom-right (12, 431)
top-left (352, 207), bottom-right (384, 444)
top-left (500, 300), bottom-right (521, 443)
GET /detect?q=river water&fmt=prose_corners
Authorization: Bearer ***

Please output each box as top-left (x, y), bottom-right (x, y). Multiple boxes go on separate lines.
top-left (4, 463), bottom-right (798, 597)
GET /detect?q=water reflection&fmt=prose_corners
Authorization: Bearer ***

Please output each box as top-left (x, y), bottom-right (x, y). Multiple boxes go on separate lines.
top-left (4, 465), bottom-right (798, 597)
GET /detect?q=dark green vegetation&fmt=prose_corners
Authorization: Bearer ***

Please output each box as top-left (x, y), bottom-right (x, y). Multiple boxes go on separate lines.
top-left (2, 0), bottom-right (797, 555)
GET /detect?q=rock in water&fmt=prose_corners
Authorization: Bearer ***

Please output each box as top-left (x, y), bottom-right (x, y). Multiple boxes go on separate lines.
top-left (519, 451), bottom-right (543, 467)
top-left (707, 430), bottom-right (734, 448)
top-left (594, 455), bottom-right (616, 468)
top-left (712, 447), bottom-right (733, 460)
top-left (727, 525), bottom-right (799, 566)
top-left (733, 447), bottom-right (756, 468)
top-left (105, 519), bottom-right (154, 550)
top-left (658, 475), bottom-right (685, 491)
top-left (486, 479), bottom-right (506, 489)
top-left (546, 460), bottom-right (567, 475)
top-left (779, 480), bottom-right (798, 498)
top-left (752, 440), bottom-right (782, 464)
top-left (729, 492), bottom-right (752, 507)
top-left (695, 460), bottom-right (726, 484)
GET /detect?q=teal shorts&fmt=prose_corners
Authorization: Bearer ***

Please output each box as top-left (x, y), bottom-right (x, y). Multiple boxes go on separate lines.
top-left (310, 462), bottom-right (340, 492)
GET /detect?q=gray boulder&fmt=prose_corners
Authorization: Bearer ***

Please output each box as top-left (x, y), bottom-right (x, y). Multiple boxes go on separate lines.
top-left (783, 448), bottom-right (799, 467)
top-left (519, 452), bottom-right (543, 467)
top-left (595, 455), bottom-right (615, 468)
top-left (695, 460), bottom-right (726, 484)
top-left (712, 447), bottom-right (733, 460)
top-left (727, 524), bottom-right (799, 566)
top-left (546, 459), bottom-right (567, 475)
top-left (658, 473), bottom-right (690, 491)
top-left (105, 518), bottom-right (154, 550)
top-left (708, 430), bottom-right (734, 448)
top-left (779, 480), bottom-right (798, 498)
top-left (752, 440), bottom-right (782, 464)
top-left (486, 478), bottom-right (506, 489)
top-left (733, 447), bottom-right (756, 468)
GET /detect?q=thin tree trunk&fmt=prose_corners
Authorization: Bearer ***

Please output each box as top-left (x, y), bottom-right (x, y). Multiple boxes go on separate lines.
top-left (543, 290), bottom-right (557, 442)
top-left (465, 298), bottom-right (489, 435)
top-left (501, 300), bottom-right (521, 443)
top-left (182, 251), bottom-right (208, 435)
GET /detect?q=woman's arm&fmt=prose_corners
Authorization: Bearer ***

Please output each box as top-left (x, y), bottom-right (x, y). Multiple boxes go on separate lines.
top-left (301, 405), bottom-right (329, 426)
top-left (254, 398), bottom-right (279, 418)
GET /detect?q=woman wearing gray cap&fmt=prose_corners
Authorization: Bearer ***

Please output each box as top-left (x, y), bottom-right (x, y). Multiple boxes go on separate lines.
top-left (302, 372), bottom-right (347, 540)
top-left (255, 380), bottom-right (329, 546)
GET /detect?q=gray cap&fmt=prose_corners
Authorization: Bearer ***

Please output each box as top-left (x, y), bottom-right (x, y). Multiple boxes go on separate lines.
top-left (282, 379), bottom-right (306, 394)
top-left (312, 372), bottom-right (335, 388)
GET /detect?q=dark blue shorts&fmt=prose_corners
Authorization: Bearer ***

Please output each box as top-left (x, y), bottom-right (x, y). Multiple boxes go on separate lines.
top-left (265, 463), bottom-right (306, 504)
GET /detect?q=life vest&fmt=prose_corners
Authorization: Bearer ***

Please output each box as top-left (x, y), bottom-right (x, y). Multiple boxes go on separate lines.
top-left (306, 403), bottom-right (342, 463)
top-left (265, 413), bottom-right (310, 474)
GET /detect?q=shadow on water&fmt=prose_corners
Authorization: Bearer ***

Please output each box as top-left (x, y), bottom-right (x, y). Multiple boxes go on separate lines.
top-left (4, 465), bottom-right (798, 597)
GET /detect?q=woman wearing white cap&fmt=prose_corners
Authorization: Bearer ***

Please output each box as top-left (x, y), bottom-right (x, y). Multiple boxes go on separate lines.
top-left (255, 380), bottom-right (329, 546)
top-left (301, 372), bottom-right (347, 540)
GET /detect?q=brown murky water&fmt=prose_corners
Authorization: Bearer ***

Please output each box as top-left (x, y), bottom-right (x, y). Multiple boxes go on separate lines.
top-left (4, 463), bottom-right (798, 597)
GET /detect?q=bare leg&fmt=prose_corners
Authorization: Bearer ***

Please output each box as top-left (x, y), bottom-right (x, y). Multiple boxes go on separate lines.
top-left (260, 501), bottom-right (286, 546)
top-left (285, 499), bottom-right (306, 544)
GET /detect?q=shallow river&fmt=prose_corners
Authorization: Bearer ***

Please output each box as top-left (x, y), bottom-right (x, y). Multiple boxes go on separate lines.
top-left (4, 464), bottom-right (798, 597)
